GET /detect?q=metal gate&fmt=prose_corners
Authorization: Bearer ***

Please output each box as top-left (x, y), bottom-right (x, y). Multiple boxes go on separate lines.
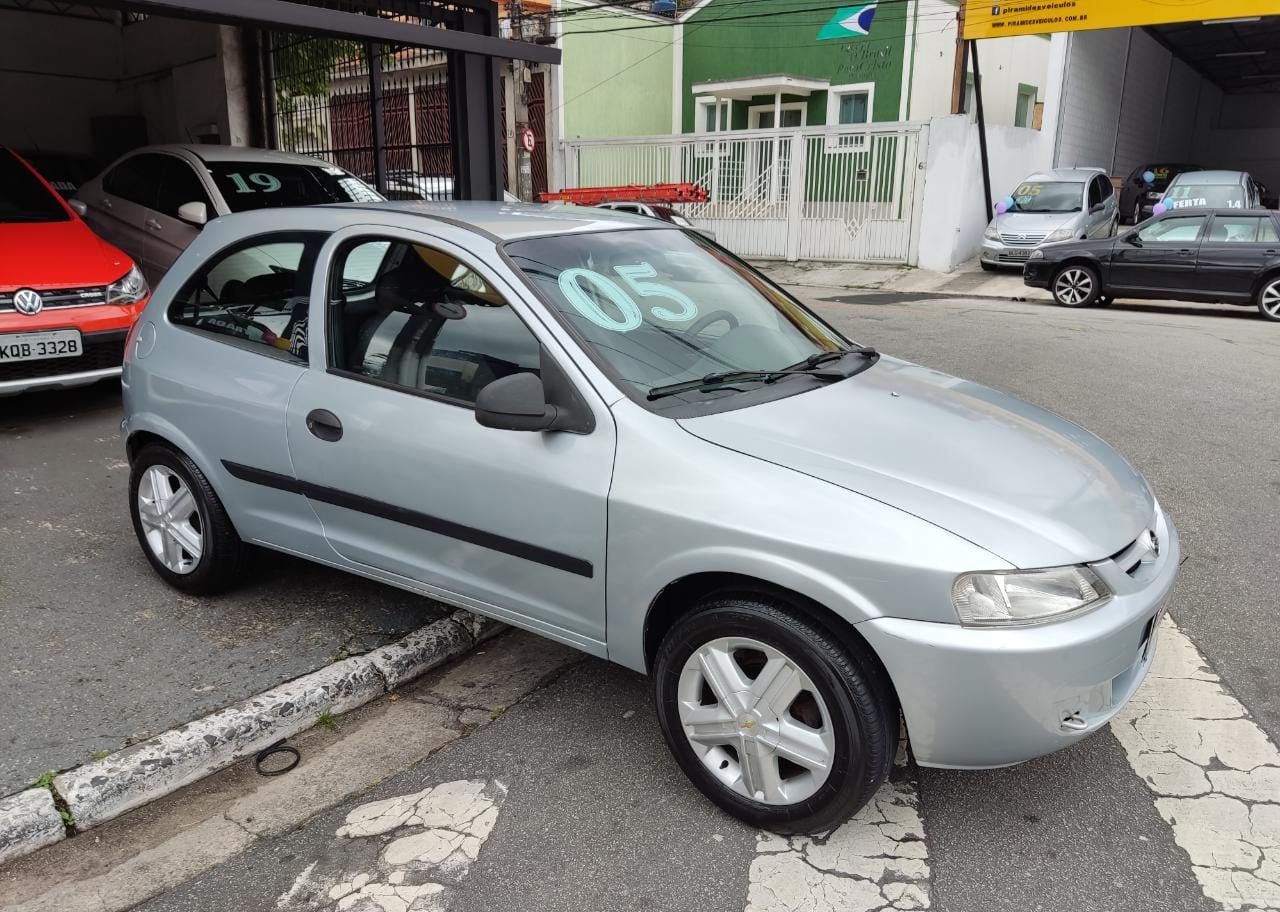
top-left (267, 29), bottom-right (454, 198)
top-left (559, 123), bottom-right (927, 264)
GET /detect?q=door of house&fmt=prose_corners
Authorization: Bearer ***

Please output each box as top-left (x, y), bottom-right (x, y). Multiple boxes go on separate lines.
top-left (750, 107), bottom-right (804, 203)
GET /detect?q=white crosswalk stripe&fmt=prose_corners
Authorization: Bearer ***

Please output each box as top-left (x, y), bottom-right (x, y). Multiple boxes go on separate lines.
top-left (1111, 617), bottom-right (1280, 912)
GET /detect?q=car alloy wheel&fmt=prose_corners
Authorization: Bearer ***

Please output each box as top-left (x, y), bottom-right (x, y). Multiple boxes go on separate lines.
top-left (1054, 266), bottom-right (1097, 307)
top-left (677, 636), bottom-right (835, 805)
top-left (1258, 279), bottom-right (1280, 322)
top-left (136, 465), bottom-right (203, 574)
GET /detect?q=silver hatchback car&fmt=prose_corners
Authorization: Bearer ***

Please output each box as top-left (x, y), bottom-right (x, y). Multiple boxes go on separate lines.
top-left (122, 202), bottom-right (1178, 833)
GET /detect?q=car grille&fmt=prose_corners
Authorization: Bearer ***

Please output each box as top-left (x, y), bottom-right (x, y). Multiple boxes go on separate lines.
top-left (999, 232), bottom-right (1048, 247)
top-left (0, 334), bottom-right (125, 383)
top-left (0, 286), bottom-right (108, 313)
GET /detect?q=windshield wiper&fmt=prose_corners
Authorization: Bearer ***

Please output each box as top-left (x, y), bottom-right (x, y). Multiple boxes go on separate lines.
top-left (646, 346), bottom-right (877, 402)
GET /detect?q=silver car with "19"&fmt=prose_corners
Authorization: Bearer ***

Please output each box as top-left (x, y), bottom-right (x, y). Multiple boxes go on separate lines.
top-left (121, 201), bottom-right (1178, 833)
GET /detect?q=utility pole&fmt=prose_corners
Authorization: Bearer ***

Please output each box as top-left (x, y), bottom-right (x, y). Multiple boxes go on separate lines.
top-left (950, 0), bottom-right (969, 114)
top-left (511, 0), bottom-right (534, 202)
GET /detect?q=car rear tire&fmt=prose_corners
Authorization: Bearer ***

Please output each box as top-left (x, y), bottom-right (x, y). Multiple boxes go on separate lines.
top-left (653, 594), bottom-right (897, 834)
top-left (129, 443), bottom-right (249, 594)
top-left (1257, 278), bottom-right (1280, 322)
top-left (1052, 264), bottom-right (1102, 307)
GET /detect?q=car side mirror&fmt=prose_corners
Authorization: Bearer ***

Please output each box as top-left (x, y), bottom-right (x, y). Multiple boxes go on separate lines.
top-left (178, 201), bottom-right (208, 226)
top-left (1089, 202), bottom-right (1105, 214)
top-left (69, 198), bottom-right (88, 217)
top-left (1122, 231), bottom-right (1142, 247)
top-left (475, 352), bottom-right (594, 434)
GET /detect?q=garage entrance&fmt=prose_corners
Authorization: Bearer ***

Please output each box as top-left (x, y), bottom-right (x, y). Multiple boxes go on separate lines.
top-left (0, 0), bottom-right (558, 201)
top-left (1049, 16), bottom-right (1280, 213)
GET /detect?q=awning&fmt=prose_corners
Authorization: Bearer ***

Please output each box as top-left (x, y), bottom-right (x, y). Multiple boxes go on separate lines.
top-left (691, 74), bottom-right (830, 100)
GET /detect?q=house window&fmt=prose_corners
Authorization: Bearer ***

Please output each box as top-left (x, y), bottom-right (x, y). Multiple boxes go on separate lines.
top-left (695, 96), bottom-right (730, 133)
top-left (748, 103), bottom-right (807, 130)
top-left (1015, 84), bottom-right (1038, 128)
top-left (963, 76), bottom-right (976, 121)
top-left (825, 82), bottom-right (874, 150)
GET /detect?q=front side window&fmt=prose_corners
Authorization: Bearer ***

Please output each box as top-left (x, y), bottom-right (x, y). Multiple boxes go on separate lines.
top-left (1009, 181), bottom-right (1083, 213)
top-left (0, 149), bottom-right (68, 223)
top-left (1207, 216), bottom-right (1279, 243)
top-left (206, 162), bottom-right (381, 213)
top-left (329, 238), bottom-right (541, 405)
top-left (155, 157), bottom-right (214, 219)
top-left (1137, 215), bottom-right (1205, 244)
top-left (169, 232), bottom-right (324, 362)
top-left (505, 228), bottom-right (849, 409)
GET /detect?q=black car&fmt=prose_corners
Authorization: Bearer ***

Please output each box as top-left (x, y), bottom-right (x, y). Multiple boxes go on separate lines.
top-left (1117, 162), bottom-right (1202, 225)
top-left (1023, 207), bottom-right (1280, 321)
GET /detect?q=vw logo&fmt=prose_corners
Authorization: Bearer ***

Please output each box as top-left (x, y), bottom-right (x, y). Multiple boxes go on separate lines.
top-left (13, 288), bottom-right (43, 316)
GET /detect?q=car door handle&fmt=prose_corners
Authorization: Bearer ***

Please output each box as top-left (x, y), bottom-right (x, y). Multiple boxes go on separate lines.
top-left (145, 218), bottom-right (162, 231)
top-left (101, 198), bottom-right (112, 209)
top-left (305, 409), bottom-right (343, 442)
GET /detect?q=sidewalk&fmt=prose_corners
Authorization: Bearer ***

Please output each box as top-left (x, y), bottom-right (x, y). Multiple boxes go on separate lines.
top-left (754, 257), bottom-right (1052, 302)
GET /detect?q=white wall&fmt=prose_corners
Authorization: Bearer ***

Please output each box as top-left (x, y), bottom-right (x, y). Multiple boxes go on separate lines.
top-left (917, 114), bottom-right (1051, 272)
top-left (1192, 91), bottom-right (1280, 190)
top-left (907, 0), bottom-right (1052, 126)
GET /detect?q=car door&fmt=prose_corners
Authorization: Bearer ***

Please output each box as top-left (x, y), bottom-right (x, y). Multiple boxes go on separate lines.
top-left (1194, 213), bottom-right (1280, 300)
top-left (284, 225), bottom-right (616, 651)
top-left (82, 153), bottom-right (168, 281)
top-left (1085, 176), bottom-right (1114, 237)
top-left (150, 230), bottom-right (328, 553)
top-left (1109, 214), bottom-right (1207, 293)
top-left (148, 154), bottom-right (215, 278)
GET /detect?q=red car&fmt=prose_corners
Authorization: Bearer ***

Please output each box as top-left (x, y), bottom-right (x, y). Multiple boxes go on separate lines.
top-left (1, 147), bottom-right (149, 396)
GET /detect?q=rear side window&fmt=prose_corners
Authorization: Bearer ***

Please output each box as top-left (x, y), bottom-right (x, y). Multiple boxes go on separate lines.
top-left (103, 154), bottom-right (166, 208)
top-left (327, 237), bottom-right (541, 406)
top-left (1208, 216), bottom-right (1279, 243)
top-left (168, 232), bottom-right (326, 363)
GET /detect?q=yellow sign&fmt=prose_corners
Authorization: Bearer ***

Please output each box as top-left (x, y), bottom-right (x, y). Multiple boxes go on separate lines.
top-left (963, 0), bottom-right (1278, 40)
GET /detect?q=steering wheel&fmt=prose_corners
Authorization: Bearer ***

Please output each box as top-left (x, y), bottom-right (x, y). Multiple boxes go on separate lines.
top-left (685, 309), bottom-right (739, 337)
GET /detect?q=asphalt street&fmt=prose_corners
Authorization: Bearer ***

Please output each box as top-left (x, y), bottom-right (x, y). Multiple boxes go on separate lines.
top-left (124, 290), bottom-right (1279, 912)
top-left (0, 384), bottom-right (451, 796)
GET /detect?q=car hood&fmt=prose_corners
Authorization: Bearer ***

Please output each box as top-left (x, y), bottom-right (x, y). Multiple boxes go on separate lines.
top-left (0, 219), bottom-right (132, 290)
top-left (995, 212), bottom-right (1080, 234)
top-left (678, 357), bottom-right (1154, 568)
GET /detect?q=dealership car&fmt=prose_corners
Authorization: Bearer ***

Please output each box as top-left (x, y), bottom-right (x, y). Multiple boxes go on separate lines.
top-left (1024, 207), bottom-right (1280, 320)
top-left (595, 200), bottom-right (717, 242)
top-left (122, 202), bottom-right (1178, 832)
top-left (1117, 162), bottom-right (1201, 225)
top-left (75, 144), bottom-right (381, 284)
top-left (981, 168), bottom-right (1118, 270)
top-left (1159, 169), bottom-right (1260, 213)
top-left (1, 147), bottom-right (149, 396)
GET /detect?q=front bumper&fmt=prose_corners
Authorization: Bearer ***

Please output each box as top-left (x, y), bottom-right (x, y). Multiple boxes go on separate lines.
top-left (981, 239), bottom-right (1040, 267)
top-left (1022, 259), bottom-right (1055, 288)
top-left (859, 509), bottom-right (1180, 769)
top-left (0, 327), bottom-right (130, 396)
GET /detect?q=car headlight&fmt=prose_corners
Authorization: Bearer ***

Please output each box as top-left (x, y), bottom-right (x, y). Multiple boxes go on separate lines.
top-left (1041, 227), bottom-right (1077, 244)
top-left (951, 565), bottom-right (1111, 627)
top-left (1028, 249), bottom-right (1044, 260)
top-left (984, 222), bottom-right (1000, 240)
top-left (107, 264), bottom-right (148, 306)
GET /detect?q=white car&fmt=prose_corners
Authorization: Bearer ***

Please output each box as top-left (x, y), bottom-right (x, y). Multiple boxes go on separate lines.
top-left (74, 145), bottom-right (381, 284)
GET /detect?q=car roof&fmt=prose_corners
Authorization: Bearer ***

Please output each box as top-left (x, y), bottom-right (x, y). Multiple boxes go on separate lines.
top-left (1025, 168), bottom-right (1104, 181)
top-left (1154, 207), bottom-right (1274, 217)
top-left (1167, 170), bottom-right (1248, 185)
top-left (304, 200), bottom-right (668, 241)
top-left (124, 144), bottom-right (345, 168)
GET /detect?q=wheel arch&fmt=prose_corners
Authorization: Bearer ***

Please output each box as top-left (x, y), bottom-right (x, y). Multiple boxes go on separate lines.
top-left (641, 571), bottom-right (897, 705)
top-left (1250, 264), bottom-right (1280, 298)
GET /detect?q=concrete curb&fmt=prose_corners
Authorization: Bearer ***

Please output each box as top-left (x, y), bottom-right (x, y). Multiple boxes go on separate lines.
top-left (1, 610), bottom-right (505, 865)
top-left (0, 789), bottom-right (64, 867)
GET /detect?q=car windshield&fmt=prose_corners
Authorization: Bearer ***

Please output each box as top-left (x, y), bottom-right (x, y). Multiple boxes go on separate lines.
top-left (0, 150), bottom-right (69, 223)
top-left (1010, 181), bottom-right (1083, 213)
top-left (505, 228), bottom-right (850, 404)
top-left (206, 162), bottom-right (382, 212)
top-left (1163, 182), bottom-right (1246, 210)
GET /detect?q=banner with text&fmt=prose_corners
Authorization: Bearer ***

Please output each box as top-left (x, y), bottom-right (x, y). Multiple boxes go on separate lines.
top-left (963, 0), bottom-right (1276, 40)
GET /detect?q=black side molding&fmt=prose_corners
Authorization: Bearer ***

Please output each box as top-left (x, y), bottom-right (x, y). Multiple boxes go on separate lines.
top-left (221, 460), bottom-right (594, 578)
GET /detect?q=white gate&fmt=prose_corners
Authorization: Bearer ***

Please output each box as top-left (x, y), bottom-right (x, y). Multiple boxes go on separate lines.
top-left (558, 122), bottom-right (928, 264)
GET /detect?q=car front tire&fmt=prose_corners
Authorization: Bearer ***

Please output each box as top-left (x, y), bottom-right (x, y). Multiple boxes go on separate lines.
top-left (653, 594), bottom-right (897, 834)
top-left (1052, 263), bottom-right (1102, 307)
top-left (129, 443), bottom-right (249, 594)
top-left (1257, 277), bottom-right (1280, 322)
